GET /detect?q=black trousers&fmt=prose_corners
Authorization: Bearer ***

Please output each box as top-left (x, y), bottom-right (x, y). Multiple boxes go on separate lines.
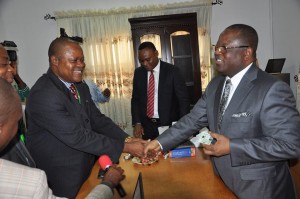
top-left (142, 118), bottom-right (161, 140)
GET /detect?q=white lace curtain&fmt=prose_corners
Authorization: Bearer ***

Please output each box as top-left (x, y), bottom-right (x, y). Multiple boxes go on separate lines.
top-left (55, 0), bottom-right (212, 134)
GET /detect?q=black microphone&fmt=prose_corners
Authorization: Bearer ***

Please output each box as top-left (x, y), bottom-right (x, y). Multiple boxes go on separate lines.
top-left (98, 155), bottom-right (126, 197)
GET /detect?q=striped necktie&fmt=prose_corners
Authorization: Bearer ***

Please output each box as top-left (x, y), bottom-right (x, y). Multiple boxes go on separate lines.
top-left (70, 84), bottom-right (79, 100)
top-left (147, 71), bottom-right (155, 118)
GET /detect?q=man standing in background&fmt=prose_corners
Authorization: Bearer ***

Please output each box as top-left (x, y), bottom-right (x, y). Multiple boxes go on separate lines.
top-left (131, 41), bottom-right (190, 140)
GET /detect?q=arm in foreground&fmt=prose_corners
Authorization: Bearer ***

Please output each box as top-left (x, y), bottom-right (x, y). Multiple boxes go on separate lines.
top-left (86, 165), bottom-right (125, 199)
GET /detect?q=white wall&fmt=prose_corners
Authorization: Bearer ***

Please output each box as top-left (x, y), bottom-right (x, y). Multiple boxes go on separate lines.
top-left (0, 0), bottom-right (299, 95)
top-left (272, 0), bottom-right (300, 94)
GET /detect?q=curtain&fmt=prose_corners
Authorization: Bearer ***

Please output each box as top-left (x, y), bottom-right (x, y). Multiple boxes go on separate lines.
top-left (55, 0), bottom-right (212, 134)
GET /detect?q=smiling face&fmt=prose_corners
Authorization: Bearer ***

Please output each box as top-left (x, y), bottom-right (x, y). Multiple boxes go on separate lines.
top-left (0, 47), bottom-right (14, 83)
top-left (214, 26), bottom-right (256, 78)
top-left (50, 41), bottom-right (85, 83)
top-left (214, 29), bottom-right (249, 78)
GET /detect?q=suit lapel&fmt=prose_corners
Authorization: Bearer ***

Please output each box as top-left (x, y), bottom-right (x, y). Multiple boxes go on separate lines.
top-left (47, 68), bottom-right (83, 108)
top-left (223, 65), bottom-right (258, 121)
top-left (158, 62), bottom-right (166, 105)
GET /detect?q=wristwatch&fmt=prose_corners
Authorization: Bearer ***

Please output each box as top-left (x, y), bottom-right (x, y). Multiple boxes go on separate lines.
top-left (124, 136), bottom-right (133, 143)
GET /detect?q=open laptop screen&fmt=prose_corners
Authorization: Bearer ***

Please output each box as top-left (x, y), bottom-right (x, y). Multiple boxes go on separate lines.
top-left (132, 172), bottom-right (144, 199)
top-left (265, 58), bottom-right (286, 73)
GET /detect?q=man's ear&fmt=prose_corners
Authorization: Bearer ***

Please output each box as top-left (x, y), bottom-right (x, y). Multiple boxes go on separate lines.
top-left (243, 47), bottom-right (253, 61)
top-left (50, 55), bottom-right (59, 66)
top-left (154, 50), bottom-right (159, 58)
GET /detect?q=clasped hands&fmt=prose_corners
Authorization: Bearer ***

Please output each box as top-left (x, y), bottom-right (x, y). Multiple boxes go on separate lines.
top-left (123, 137), bottom-right (159, 163)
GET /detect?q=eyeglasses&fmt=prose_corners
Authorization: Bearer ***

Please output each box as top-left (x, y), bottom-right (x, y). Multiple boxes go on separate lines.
top-left (0, 61), bottom-right (11, 68)
top-left (214, 46), bottom-right (249, 54)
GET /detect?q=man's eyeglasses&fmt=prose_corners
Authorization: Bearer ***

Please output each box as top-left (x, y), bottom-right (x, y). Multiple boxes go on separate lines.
top-left (0, 61), bottom-right (11, 68)
top-left (214, 46), bottom-right (249, 54)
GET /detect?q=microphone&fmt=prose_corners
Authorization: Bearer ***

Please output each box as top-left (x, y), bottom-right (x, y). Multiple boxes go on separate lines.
top-left (98, 155), bottom-right (126, 197)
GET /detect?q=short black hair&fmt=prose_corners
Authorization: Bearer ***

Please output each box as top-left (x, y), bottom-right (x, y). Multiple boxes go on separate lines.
top-left (226, 24), bottom-right (258, 52)
top-left (48, 37), bottom-right (77, 58)
top-left (138, 42), bottom-right (156, 51)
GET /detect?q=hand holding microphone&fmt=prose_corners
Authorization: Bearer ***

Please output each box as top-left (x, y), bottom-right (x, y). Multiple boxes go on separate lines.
top-left (99, 155), bottom-right (126, 197)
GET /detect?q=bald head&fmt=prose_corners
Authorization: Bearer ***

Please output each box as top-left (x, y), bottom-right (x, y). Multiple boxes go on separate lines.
top-left (0, 78), bottom-right (22, 151)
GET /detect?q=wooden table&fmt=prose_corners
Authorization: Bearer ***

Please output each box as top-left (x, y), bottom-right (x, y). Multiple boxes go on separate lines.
top-left (76, 149), bottom-right (237, 199)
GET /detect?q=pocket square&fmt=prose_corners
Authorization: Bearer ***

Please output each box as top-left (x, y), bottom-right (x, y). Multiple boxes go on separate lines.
top-left (232, 112), bottom-right (251, 118)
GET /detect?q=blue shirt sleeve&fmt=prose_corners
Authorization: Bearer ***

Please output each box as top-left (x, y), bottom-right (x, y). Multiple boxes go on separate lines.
top-left (85, 79), bottom-right (109, 103)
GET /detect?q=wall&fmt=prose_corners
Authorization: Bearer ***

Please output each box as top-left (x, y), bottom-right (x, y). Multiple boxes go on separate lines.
top-left (0, 0), bottom-right (299, 95)
top-left (272, 0), bottom-right (300, 94)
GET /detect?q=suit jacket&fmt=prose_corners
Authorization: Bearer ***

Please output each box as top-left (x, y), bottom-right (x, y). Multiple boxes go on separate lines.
top-left (0, 159), bottom-right (113, 199)
top-left (157, 64), bottom-right (300, 199)
top-left (25, 68), bottom-right (128, 198)
top-left (131, 61), bottom-right (190, 126)
top-left (0, 136), bottom-right (36, 167)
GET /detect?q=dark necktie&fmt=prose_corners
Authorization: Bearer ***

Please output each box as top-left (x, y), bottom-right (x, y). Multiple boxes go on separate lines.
top-left (147, 71), bottom-right (155, 118)
top-left (70, 84), bottom-right (79, 100)
top-left (218, 79), bottom-right (232, 129)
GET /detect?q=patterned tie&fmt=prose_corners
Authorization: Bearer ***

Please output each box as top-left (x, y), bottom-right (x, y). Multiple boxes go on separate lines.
top-left (147, 71), bottom-right (155, 118)
top-left (70, 84), bottom-right (79, 100)
top-left (218, 79), bottom-right (232, 129)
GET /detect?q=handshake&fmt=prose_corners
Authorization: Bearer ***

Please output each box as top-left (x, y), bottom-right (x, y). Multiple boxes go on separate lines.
top-left (123, 137), bottom-right (160, 164)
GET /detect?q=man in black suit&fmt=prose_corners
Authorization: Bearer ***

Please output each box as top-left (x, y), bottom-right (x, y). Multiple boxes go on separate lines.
top-left (25, 37), bottom-right (146, 198)
top-left (131, 42), bottom-right (190, 140)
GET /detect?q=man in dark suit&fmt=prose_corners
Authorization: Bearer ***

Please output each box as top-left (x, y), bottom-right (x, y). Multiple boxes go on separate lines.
top-left (25, 37), bottom-right (146, 198)
top-left (131, 42), bottom-right (190, 140)
top-left (144, 24), bottom-right (300, 199)
top-left (0, 78), bottom-right (125, 199)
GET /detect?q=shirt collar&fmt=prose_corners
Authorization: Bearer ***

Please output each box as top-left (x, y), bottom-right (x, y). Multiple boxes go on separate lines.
top-left (152, 60), bottom-right (160, 73)
top-left (227, 62), bottom-right (252, 89)
top-left (58, 77), bottom-right (73, 90)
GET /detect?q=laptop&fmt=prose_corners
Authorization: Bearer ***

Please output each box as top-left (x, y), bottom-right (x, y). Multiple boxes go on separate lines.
top-left (265, 58), bottom-right (286, 73)
top-left (132, 172), bottom-right (145, 199)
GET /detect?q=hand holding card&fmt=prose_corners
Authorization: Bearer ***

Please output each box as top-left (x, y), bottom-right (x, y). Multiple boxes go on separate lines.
top-left (198, 127), bottom-right (217, 145)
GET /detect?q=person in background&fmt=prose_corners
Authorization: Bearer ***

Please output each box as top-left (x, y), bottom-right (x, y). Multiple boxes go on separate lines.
top-left (144, 24), bottom-right (300, 199)
top-left (0, 45), bottom-right (35, 167)
top-left (84, 79), bottom-right (111, 109)
top-left (1, 41), bottom-right (30, 102)
top-left (1, 42), bottom-right (30, 143)
top-left (0, 78), bottom-right (125, 199)
top-left (131, 41), bottom-right (190, 140)
top-left (25, 37), bottom-right (146, 198)
top-left (10, 57), bottom-right (30, 102)
top-left (0, 45), bottom-right (14, 83)
top-left (9, 49), bottom-right (30, 142)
